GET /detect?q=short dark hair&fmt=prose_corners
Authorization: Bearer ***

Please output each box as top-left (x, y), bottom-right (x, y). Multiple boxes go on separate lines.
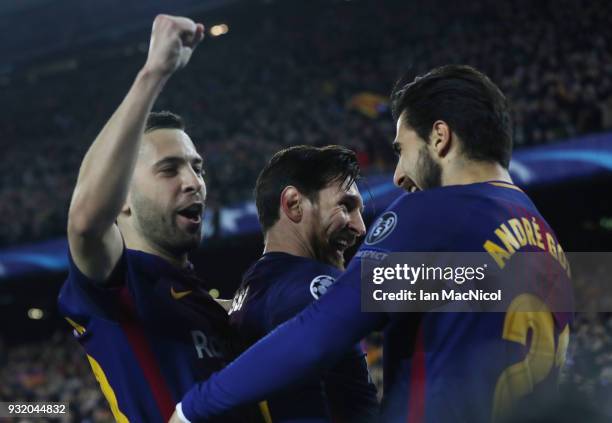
top-left (145, 111), bottom-right (185, 133)
top-left (255, 145), bottom-right (360, 233)
top-left (390, 65), bottom-right (513, 168)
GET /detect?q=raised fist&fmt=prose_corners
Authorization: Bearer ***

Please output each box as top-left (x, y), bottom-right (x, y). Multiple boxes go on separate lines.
top-left (144, 15), bottom-right (205, 77)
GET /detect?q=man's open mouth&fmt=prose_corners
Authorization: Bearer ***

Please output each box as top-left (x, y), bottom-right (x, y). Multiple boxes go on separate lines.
top-left (177, 203), bottom-right (203, 225)
top-left (403, 177), bottom-right (420, 193)
top-left (331, 237), bottom-right (354, 253)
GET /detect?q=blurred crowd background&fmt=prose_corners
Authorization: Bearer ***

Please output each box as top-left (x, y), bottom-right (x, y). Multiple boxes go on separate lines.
top-left (0, 0), bottom-right (611, 420)
top-left (0, 332), bottom-right (114, 422)
top-left (1, 0), bottom-right (611, 247)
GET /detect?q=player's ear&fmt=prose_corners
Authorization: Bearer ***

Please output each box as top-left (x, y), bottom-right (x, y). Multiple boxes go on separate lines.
top-left (280, 186), bottom-right (303, 223)
top-left (430, 120), bottom-right (451, 159)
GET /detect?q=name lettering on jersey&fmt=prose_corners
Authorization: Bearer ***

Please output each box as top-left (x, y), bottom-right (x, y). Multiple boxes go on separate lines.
top-left (191, 330), bottom-right (226, 359)
top-left (365, 211), bottom-right (397, 245)
top-left (229, 286), bottom-right (249, 315)
top-left (483, 216), bottom-right (570, 276)
top-left (310, 275), bottom-right (335, 299)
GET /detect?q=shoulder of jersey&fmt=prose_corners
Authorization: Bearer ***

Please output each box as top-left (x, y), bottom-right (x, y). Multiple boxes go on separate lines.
top-left (298, 260), bottom-right (340, 300)
top-left (363, 192), bottom-right (422, 246)
top-left (363, 188), bottom-right (472, 246)
top-left (309, 274), bottom-right (337, 299)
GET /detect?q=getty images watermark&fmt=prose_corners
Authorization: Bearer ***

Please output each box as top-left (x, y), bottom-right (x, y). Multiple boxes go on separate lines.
top-left (371, 261), bottom-right (496, 302)
top-left (357, 251), bottom-right (612, 313)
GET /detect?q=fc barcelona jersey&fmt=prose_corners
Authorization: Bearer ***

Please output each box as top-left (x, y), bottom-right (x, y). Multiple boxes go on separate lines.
top-left (58, 248), bottom-right (246, 422)
top-left (229, 252), bottom-right (379, 422)
top-left (365, 181), bottom-right (573, 422)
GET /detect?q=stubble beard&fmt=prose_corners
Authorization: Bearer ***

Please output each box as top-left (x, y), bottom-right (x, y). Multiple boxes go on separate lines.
top-left (309, 214), bottom-right (346, 270)
top-left (416, 144), bottom-right (442, 190)
top-left (130, 190), bottom-right (200, 256)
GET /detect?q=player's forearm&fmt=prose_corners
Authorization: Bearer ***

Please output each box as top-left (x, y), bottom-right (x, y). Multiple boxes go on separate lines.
top-left (181, 313), bottom-right (333, 420)
top-left (179, 280), bottom-right (382, 421)
top-left (68, 68), bottom-right (168, 236)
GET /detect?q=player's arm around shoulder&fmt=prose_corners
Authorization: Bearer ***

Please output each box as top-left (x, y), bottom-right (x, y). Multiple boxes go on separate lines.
top-left (67, 15), bottom-right (205, 283)
top-left (364, 189), bottom-right (449, 251)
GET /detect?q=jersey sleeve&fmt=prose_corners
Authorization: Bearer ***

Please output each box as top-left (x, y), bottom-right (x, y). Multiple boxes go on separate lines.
top-left (179, 192), bottom-right (452, 420)
top-left (266, 266), bottom-right (380, 421)
top-left (181, 253), bottom-right (385, 421)
top-left (57, 248), bottom-right (126, 326)
top-left (360, 191), bottom-right (467, 253)
top-left (265, 266), bottom-right (340, 330)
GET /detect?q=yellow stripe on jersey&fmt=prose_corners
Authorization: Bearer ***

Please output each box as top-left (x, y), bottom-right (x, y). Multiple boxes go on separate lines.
top-left (259, 400), bottom-right (273, 423)
top-left (87, 354), bottom-right (130, 423)
top-left (488, 182), bottom-right (524, 192)
top-left (65, 317), bottom-right (86, 335)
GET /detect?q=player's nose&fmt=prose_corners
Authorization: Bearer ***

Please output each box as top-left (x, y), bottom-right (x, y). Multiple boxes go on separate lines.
top-left (182, 167), bottom-right (204, 193)
top-left (393, 166), bottom-right (405, 188)
top-left (349, 210), bottom-right (366, 238)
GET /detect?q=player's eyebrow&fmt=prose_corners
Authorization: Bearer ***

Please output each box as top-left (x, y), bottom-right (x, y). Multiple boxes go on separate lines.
top-left (153, 155), bottom-right (203, 169)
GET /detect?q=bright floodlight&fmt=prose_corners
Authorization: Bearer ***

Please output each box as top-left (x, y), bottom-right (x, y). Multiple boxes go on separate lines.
top-left (28, 308), bottom-right (44, 320)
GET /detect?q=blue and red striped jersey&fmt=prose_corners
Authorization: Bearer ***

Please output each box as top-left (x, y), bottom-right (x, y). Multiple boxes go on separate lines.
top-left (180, 181), bottom-right (573, 423)
top-left (228, 252), bottom-right (379, 422)
top-left (58, 248), bottom-right (246, 423)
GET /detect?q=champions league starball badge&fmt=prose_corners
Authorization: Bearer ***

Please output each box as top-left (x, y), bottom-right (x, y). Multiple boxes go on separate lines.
top-left (310, 275), bottom-right (336, 299)
top-left (365, 211), bottom-right (398, 245)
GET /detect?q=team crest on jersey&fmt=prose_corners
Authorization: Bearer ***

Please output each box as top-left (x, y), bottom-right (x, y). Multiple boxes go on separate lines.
top-left (310, 275), bottom-right (335, 299)
top-left (365, 211), bottom-right (397, 245)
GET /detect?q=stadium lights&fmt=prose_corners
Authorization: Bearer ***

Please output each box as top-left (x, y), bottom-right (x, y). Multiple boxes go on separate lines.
top-left (209, 289), bottom-right (220, 299)
top-left (210, 24), bottom-right (229, 37)
top-left (27, 308), bottom-right (44, 320)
